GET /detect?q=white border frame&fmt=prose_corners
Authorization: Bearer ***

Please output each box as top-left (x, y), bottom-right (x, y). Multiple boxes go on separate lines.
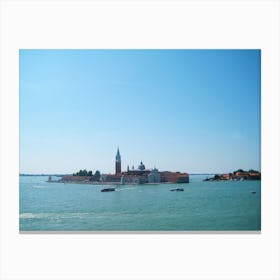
top-left (1, 0), bottom-right (279, 279)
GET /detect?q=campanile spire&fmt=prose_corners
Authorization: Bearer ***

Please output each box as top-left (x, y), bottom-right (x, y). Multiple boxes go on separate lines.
top-left (115, 147), bottom-right (121, 174)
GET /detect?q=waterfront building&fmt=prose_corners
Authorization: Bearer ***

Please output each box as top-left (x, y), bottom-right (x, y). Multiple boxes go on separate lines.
top-left (121, 160), bottom-right (149, 184)
top-left (101, 148), bottom-right (189, 184)
top-left (101, 173), bottom-right (121, 183)
top-left (205, 170), bottom-right (261, 181)
top-left (148, 167), bottom-right (161, 183)
top-left (160, 171), bottom-right (189, 183)
top-left (124, 161), bottom-right (150, 176)
top-left (235, 171), bottom-right (261, 180)
top-left (122, 175), bottom-right (147, 184)
top-left (59, 147), bottom-right (189, 184)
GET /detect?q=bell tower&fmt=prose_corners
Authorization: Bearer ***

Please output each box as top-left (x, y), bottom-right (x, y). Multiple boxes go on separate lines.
top-left (115, 147), bottom-right (121, 175)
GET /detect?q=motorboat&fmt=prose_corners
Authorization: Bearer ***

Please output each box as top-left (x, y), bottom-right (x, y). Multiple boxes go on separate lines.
top-left (170, 188), bottom-right (184, 192)
top-left (101, 188), bottom-right (115, 192)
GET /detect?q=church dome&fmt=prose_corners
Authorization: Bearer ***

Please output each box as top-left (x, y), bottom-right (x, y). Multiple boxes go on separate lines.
top-left (138, 161), bottom-right (145, 170)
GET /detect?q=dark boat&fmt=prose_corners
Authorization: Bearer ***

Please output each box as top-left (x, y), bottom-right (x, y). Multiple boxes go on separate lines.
top-left (251, 191), bottom-right (256, 194)
top-left (170, 188), bottom-right (184, 192)
top-left (101, 188), bottom-right (115, 192)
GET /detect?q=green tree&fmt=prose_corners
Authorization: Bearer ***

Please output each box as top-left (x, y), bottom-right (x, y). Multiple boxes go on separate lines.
top-left (90, 170), bottom-right (101, 181)
top-left (236, 169), bottom-right (244, 173)
top-left (214, 174), bottom-right (220, 180)
top-left (248, 169), bottom-right (259, 173)
top-left (88, 170), bottom-right (93, 176)
top-left (94, 170), bottom-right (101, 181)
top-left (77, 169), bottom-right (88, 176)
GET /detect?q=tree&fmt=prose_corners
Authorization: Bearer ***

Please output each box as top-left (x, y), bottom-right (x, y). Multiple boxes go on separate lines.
top-left (74, 169), bottom-right (99, 177)
top-left (248, 169), bottom-right (259, 173)
top-left (77, 169), bottom-right (88, 176)
top-left (94, 170), bottom-right (101, 181)
top-left (236, 169), bottom-right (244, 173)
top-left (90, 170), bottom-right (101, 181)
top-left (214, 174), bottom-right (220, 180)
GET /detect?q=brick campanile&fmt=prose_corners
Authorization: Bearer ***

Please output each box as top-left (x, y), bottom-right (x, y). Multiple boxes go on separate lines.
top-left (115, 148), bottom-right (121, 175)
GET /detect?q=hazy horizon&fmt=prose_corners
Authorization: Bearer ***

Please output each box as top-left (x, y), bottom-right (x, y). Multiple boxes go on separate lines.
top-left (20, 49), bottom-right (261, 174)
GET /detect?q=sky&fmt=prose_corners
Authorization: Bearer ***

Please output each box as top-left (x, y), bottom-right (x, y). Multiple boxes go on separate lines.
top-left (19, 49), bottom-right (261, 174)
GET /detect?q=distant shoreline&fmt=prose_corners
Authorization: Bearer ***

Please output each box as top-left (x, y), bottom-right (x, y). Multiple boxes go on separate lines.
top-left (20, 173), bottom-right (214, 176)
top-left (20, 174), bottom-right (66, 177)
top-left (47, 180), bottom-right (180, 186)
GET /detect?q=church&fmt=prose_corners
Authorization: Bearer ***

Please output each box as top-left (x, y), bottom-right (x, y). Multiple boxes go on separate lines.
top-left (101, 148), bottom-right (189, 184)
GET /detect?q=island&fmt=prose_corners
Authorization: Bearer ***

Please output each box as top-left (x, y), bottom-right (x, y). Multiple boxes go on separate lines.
top-left (204, 169), bottom-right (261, 181)
top-left (48, 148), bottom-right (190, 185)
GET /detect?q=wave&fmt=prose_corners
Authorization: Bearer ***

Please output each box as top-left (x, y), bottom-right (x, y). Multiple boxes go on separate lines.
top-left (115, 187), bottom-right (135, 191)
top-left (19, 211), bottom-right (140, 220)
top-left (20, 212), bottom-right (93, 219)
top-left (32, 185), bottom-right (46, 189)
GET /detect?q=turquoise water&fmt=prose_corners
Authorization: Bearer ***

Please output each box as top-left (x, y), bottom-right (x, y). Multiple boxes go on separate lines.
top-left (19, 175), bottom-right (261, 231)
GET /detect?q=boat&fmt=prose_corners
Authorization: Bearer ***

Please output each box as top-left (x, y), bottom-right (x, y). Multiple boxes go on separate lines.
top-left (170, 188), bottom-right (184, 192)
top-left (251, 191), bottom-right (256, 194)
top-left (101, 188), bottom-right (115, 192)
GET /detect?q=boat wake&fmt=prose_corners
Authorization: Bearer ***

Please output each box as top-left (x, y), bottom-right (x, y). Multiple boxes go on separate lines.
top-left (32, 185), bottom-right (46, 189)
top-left (115, 187), bottom-right (135, 191)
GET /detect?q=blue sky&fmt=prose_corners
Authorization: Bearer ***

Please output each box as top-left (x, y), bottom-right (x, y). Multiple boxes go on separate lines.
top-left (20, 49), bottom-right (260, 174)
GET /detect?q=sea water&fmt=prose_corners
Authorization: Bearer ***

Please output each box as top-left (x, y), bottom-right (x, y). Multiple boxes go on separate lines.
top-left (19, 175), bottom-right (261, 231)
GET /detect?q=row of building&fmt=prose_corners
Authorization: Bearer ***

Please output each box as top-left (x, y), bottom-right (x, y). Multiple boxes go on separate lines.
top-left (204, 170), bottom-right (261, 181)
top-left (101, 148), bottom-right (189, 184)
top-left (219, 170), bottom-right (261, 180)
